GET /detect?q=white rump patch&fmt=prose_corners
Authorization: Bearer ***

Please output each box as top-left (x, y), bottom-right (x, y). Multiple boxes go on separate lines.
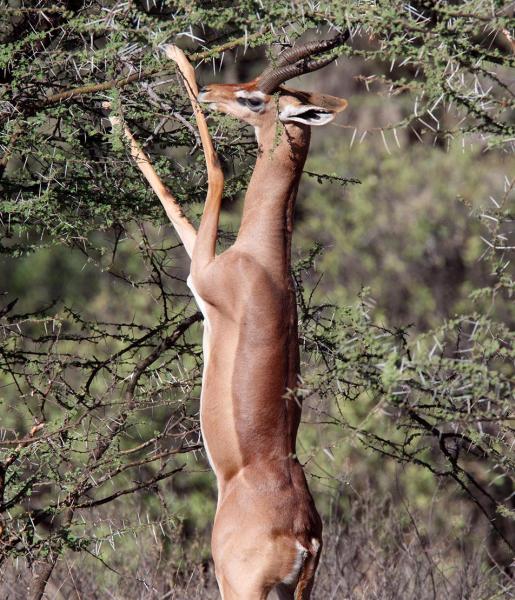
top-left (282, 541), bottom-right (308, 586)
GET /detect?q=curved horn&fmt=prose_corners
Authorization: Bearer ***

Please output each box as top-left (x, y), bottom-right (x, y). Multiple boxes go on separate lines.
top-left (267, 36), bottom-right (346, 69)
top-left (258, 55), bottom-right (338, 95)
top-left (258, 32), bottom-right (348, 94)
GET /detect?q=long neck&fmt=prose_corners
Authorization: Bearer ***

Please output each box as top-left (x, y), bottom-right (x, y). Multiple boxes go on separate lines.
top-left (236, 121), bottom-right (310, 265)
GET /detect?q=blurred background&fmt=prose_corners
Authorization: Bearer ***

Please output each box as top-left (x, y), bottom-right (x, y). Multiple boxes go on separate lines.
top-left (1, 2), bottom-right (514, 598)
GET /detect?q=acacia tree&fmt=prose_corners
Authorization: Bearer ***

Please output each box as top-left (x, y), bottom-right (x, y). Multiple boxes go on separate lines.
top-left (1, 1), bottom-right (514, 598)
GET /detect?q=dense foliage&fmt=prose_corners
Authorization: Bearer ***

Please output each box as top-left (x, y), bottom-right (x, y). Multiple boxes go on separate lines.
top-left (1, 1), bottom-right (513, 598)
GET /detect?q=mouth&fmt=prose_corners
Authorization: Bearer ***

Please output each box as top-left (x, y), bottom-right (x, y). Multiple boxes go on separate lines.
top-left (197, 92), bottom-right (218, 111)
top-left (197, 96), bottom-right (218, 113)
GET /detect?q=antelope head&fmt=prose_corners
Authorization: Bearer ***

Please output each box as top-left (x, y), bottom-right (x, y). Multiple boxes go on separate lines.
top-left (197, 34), bottom-right (349, 131)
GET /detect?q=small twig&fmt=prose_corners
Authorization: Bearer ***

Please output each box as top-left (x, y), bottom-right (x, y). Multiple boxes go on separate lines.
top-left (140, 82), bottom-right (201, 150)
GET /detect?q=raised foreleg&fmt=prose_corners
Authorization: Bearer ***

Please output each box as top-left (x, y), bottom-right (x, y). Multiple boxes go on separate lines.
top-left (103, 45), bottom-right (223, 263)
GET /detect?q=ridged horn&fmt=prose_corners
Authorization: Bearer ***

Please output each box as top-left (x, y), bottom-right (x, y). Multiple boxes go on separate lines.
top-left (258, 32), bottom-right (348, 94)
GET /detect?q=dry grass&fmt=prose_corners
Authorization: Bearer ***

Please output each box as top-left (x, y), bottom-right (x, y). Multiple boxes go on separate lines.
top-left (2, 495), bottom-right (512, 600)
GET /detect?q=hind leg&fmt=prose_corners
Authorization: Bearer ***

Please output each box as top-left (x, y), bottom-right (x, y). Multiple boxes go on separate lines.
top-left (212, 529), bottom-right (278, 600)
top-left (216, 571), bottom-right (269, 600)
top-left (213, 542), bottom-right (292, 600)
top-left (212, 528), bottom-right (303, 600)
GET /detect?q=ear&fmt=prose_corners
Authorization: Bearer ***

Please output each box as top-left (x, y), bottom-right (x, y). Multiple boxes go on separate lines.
top-left (279, 103), bottom-right (337, 126)
top-left (279, 87), bottom-right (348, 127)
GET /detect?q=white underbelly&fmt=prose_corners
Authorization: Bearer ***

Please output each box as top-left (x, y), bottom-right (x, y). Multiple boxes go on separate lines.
top-left (186, 275), bottom-right (217, 476)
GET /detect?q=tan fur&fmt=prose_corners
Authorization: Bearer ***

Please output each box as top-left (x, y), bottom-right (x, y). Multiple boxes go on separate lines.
top-left (112, 46), bottom-right (347, 599)
top-left (192, 82), bottom-right (337, 597)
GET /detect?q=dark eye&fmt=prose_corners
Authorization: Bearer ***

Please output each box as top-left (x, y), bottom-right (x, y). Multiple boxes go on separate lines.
top-left (246, 97), bottom-right (264, 110)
